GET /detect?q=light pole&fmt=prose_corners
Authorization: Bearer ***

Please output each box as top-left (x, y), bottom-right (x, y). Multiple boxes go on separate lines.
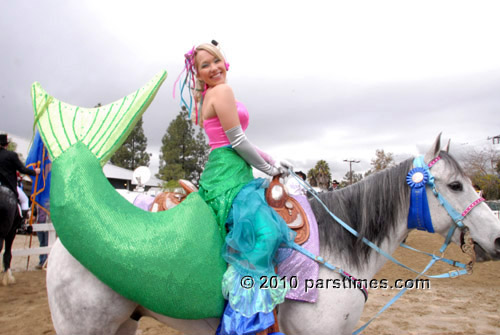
top-left (344, 159), bottom-right (360, 185)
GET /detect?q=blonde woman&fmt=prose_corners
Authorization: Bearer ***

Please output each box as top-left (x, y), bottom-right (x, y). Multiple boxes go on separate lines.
top-left (176, 41), bottom-right (294, 335)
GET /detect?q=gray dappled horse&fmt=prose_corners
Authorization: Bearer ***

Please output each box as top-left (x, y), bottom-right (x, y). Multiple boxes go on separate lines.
top-left (47, 135), bottom-right (500, 335)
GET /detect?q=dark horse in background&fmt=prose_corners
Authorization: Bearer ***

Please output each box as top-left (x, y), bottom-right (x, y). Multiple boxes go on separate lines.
top-left (0, 185), bottom-right (22, 285)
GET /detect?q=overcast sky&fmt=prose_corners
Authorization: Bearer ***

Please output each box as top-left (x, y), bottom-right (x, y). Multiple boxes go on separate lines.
top-left (1, 0), bottom-right (499, 180)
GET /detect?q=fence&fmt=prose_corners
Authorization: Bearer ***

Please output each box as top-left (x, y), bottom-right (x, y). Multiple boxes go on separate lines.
top-left (10, 223), bottom-right (56, 257)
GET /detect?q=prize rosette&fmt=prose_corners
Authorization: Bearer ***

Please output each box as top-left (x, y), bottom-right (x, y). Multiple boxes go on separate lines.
top-left (406, 167), bottom-right (429, 189)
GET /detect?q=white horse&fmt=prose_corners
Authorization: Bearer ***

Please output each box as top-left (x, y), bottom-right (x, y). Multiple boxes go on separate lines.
top-left (47, 135), bottom-right (500, 335)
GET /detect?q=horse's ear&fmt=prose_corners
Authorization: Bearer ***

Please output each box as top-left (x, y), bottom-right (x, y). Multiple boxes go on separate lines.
top-left (443, 139), bottom-right (451, 153)
top-left (424, 133), bottom-right (442, 164)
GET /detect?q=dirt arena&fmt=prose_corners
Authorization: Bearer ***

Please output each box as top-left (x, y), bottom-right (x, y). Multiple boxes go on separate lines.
top-left (1, 231), bottom-right (499, 335)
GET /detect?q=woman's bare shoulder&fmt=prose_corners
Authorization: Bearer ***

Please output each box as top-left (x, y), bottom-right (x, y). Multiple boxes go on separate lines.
top-left (210, 83), bottom-right (234, 97)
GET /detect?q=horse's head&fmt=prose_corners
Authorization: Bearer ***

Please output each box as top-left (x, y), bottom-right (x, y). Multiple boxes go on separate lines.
top-left (424, 134), bottom-right (500, 262)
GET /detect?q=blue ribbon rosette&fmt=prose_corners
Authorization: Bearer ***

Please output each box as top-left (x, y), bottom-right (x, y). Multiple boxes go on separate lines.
top-left (406, 167), bottom-right (434, 232)
top-left (406, 167), bottom-right (429, 189)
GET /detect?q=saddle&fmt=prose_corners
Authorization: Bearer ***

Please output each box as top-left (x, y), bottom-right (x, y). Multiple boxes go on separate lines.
top-left (266, 176), bottom-right (310, 245)
top-left (150, 179), bottom-right (198, 212)
top-left (149, 177), bottom-right (310, 245)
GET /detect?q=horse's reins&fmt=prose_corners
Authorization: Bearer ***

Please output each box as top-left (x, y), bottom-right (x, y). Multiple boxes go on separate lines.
top-left (287, 155), bottom-right (485, 334)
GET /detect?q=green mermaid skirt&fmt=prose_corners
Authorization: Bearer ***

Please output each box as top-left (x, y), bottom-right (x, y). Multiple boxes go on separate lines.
top-left (199, 148), bottom-right (296, 318)
top-left (198, 147), bottom-right (254, 239)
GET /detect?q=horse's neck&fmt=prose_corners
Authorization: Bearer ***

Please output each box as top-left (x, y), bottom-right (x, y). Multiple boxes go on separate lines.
top-left (313, 159), bottom-right (414, 280)
top-left (318, 220), bottom-right (409, 281)
top-left (362, 221), bottom-right (410, 279)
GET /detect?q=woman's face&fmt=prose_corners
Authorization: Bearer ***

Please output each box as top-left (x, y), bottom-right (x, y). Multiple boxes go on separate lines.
top-left (196, 50), bottom-right (227, 88)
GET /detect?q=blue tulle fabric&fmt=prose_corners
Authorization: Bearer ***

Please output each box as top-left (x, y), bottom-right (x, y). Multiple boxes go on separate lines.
top-left (219, 178), bottom-right (296, 334)
top-left (216, 303), bottom-right (275, 335)
top-left (224, 179), bottom-right (296, 279)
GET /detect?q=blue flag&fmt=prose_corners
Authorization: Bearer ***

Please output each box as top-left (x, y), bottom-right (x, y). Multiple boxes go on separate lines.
top-left (26, 131), bottom-right (51, 211)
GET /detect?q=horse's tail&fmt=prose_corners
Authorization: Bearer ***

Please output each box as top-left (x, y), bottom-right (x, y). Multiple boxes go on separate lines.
top-left (31, 71), bottom-right (167, 165)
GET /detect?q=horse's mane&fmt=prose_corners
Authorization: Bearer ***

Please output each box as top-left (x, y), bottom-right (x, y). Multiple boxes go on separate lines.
top-left (309, 151), bottom-right (464, 268)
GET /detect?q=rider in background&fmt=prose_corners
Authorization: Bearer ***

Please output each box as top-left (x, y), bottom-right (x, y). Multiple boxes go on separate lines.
top-left (0, 134), bottom-right (40, 201)
top-left (177, 41), bottom-right (294, 335)
top-left (328, 179), bottom-right (340, 191)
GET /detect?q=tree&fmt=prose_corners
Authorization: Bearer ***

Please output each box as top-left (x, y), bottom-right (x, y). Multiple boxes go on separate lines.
top-left (156, 110), bottom-right (210, 185)
top-left (7, 141), bottom-right (17, 152)
top-left (462, 147), bottom-right (500, 200)
top-left (7, 139), bottom-right (23, 162)
top-left (192, 130), bottom-right (211, 182)
top-left (364, 149), bottom-right (395, 177)
top-left (307, 160), bottom-right (331, 190)
top-left (341, 171), bottom-right (363, 188)
top-left (110, 117), bottom-right (150, 170)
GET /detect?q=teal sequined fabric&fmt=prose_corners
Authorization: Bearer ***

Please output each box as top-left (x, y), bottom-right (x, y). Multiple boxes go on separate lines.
top-left (51, 142), bottom-right (226, 319)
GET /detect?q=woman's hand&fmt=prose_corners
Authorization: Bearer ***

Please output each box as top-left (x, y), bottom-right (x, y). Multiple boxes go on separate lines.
top-left (278, 160), bottom-right (293, 177)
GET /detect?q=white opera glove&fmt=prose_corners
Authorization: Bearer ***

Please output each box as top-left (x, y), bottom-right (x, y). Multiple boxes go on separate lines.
top-left (225, 126), bottom-right (280, 176)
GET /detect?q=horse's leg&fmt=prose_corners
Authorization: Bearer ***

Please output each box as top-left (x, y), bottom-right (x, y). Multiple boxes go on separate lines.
top-left (47, 239), bottom-right (139, 335)
top-left (1, 219), bottom-right (19, 286)
top-left (115, 318), bottom-right (139, 335)
top-left (0, 237), bottom-right (4, 274)
top-left (138, 307), bottom-right (219, 335)
top-left (2, 214), bottom-right (18, 271)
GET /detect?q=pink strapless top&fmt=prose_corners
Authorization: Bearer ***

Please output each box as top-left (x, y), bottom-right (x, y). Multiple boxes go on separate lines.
top-left (203, 101), bottom-right (249, 149)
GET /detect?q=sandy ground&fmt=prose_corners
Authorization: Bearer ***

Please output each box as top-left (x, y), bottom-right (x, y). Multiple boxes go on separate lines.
top-left (1, 231), bottom-right (499, 335)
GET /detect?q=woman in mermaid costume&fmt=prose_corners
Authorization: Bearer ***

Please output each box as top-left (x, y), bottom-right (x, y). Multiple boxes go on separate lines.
top-left (177, 41), bottom-right (295, 335)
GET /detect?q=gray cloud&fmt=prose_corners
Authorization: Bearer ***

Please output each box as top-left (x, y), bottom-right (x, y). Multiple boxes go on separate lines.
top-left (2, 1), bottom-right (499, 181)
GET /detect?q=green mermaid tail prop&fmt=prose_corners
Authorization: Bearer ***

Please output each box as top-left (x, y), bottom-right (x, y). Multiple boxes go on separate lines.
top-left (32, 72), bottom-right (226, 318)
top-left (31, 71), bottom-right (167, 165)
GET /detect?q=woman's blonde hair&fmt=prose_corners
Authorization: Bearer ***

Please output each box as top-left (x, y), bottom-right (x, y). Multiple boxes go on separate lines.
top-left (176, 41), bottom-right (228, 126)
top-left (191, 43), bottom-right (227, 125)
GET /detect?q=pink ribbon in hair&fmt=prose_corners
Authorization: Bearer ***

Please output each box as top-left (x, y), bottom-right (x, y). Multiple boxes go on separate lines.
top-left (173, 46), bottom-right (196, 99)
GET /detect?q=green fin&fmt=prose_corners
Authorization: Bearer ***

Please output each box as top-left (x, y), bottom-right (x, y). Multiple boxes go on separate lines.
top-left (31, 70), bottom-right (167, 166)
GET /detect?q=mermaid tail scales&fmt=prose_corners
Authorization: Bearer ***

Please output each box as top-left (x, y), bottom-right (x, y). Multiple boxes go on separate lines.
top-left (32, 71), bottom-right (227, 318)
top-left (51, 142), bottom-right (226, 318)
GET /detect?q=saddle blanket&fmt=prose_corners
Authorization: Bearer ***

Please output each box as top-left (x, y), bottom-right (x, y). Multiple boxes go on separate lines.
top-left (277, 195), bottom-right (319, 303)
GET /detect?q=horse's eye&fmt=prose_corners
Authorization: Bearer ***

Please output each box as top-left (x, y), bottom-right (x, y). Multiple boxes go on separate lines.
top-left (448, 181), bottom-right (463, 192)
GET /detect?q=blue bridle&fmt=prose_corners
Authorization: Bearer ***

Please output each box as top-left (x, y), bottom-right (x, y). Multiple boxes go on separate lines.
top-left (287, 155), bottom-right (485, 334)
top-left (404, 155), bottom-right (485, 257)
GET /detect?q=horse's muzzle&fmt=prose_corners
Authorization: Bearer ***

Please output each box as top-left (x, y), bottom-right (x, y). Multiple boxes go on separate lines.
top-left (474, 241), bottom-right (500, 262)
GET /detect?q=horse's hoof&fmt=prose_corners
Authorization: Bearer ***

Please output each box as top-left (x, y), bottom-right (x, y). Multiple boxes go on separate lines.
top-left (1, 273), bottom-right (8, 286)
top-left (2, 270), bottom-right (16, 286)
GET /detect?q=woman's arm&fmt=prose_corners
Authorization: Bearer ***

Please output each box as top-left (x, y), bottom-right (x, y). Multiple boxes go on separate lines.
top-left (211, 85), bottom-right (279, 176)
top-left (11, 151), bottom-right (39, 176)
